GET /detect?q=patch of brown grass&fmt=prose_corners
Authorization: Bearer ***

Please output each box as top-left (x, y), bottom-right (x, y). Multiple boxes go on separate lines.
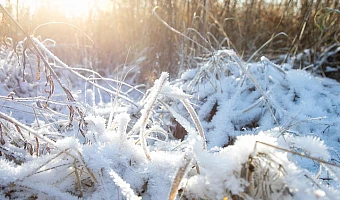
top-left (1, 0), bottom-right (339, 79)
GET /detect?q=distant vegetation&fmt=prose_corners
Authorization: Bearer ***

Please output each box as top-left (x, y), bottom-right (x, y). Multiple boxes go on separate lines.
top-left (1, 0), bottom-right (339, 81)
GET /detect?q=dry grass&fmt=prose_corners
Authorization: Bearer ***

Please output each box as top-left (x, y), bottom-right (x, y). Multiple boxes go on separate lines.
top-left (1, 0), bottom-right (339, 80)
top-left (1, 3), bottom-right (340, 198)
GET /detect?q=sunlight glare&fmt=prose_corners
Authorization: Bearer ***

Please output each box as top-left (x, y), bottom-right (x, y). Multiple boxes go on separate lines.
top-left (19, 0), bottom-right (109, 18)
top-left (50, 0), bottom-right (92, 18)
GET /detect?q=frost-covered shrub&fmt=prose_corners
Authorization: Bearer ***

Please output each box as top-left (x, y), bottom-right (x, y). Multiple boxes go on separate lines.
top-left (0, 38), bottom-right (41, 97)
top-left (1, 36), bottom-right (340, 200)
top-left (275, 44), bottom-right (340, 80)
top-left (175, 50), bottom-right (340, 152)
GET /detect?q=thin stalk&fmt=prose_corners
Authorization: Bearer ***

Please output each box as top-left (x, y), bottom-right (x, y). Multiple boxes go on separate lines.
top-left (255, 141), bottom-right (340, 168)
top-left (181, 99), bottom-right (207, 149)
top-left (169, 156), bottom-right (192, 200)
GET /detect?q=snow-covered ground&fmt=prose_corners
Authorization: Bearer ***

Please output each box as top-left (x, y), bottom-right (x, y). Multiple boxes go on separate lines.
top-left (0, 37), bottom-right (340, 199)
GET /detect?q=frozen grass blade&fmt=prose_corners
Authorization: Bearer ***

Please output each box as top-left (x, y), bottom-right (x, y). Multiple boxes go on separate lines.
top-left (134, 125), bottom-right (168, 145)
top-left (31, 37), bottom-right (138, 108)
top-left (0, 111), bottom-right (57, 147)
top-left (76, 150), bottom-right (98, 184)
top-left (74, 160), bottom-right (83, 198)
top-left (23, 149), bottom-right (70, 179)
top-left (0, 111), bottom-right (98, 187)
top-left (255, 141), bottom-right (340, 168)
top-left (227, 50), bottom-right (280, 128)
top-left (161, 102), bottom-right (197, 136)
top-left (159, 82), bottom-right (206, 147)
top-left (181, 99), bottom-right (206, 149)
top-left (137, 72), bottom-right (168, 160)
top-left (109, 169), bottom-right (141, 200)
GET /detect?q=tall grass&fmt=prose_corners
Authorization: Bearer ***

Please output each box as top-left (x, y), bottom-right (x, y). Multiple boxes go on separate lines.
top-left (1, 3), bottom-right (340, 199)
top-left (1, 0), bottom-right (339, 80)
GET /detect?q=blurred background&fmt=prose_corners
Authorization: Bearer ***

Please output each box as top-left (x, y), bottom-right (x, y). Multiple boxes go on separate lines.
top-left (0, 0), bottom-right (339, 82)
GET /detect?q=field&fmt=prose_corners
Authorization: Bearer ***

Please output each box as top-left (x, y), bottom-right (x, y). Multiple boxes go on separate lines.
top-left (0, 1), bottom-right (340, 199)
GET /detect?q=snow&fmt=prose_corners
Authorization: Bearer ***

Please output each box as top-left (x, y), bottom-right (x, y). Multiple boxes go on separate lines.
top-left (1, 37), bottom-right (340, 199)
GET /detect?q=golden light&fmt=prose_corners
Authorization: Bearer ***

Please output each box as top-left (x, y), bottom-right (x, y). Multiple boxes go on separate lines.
top-left (17, 0), bottom-right (110, 18)
top-left (50, 0), bottom-right (93, 18)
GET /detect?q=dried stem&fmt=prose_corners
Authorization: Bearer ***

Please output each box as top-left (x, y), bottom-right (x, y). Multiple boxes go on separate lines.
top-left (255, 141), bottom-right (340, 168)
top-left (169, 156), bottom-right (192, 200)
top-left (181, 99), bottom-right (207, 149)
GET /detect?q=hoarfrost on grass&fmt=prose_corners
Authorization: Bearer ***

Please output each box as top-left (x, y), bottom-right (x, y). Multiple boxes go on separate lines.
top-left (1, 37), bottom-right (340, 199)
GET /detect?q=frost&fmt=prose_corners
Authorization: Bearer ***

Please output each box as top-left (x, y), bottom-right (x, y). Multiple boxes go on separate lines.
top-left (1, 36), bottom-right (340, 199)
top-left (161, 81), bottom-right (192, 99)
top-left (110, 169), bottom-right (142, 200)
top-left (55, 137), bottom-right (81, 150)
top-left (292, 136), bottom-right (330, 160)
